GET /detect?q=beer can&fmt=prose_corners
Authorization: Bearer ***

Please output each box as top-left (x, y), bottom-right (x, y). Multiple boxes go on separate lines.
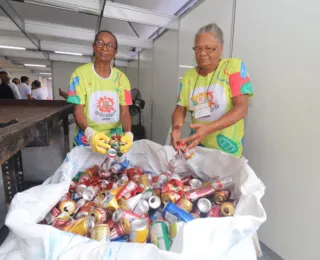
top-left (208, 204), bottom-right (221, 218)
top-left (75, 201), bottom-right (95, 219)
top-left (184, 185), bottom-right (215, 202)
top-left (213, 190), bottom-right (230, 205)
top-left (73, 171), bottom-right (84, 182)
top-left (189, 178), bottom-right (202, 189)
top-left (176, 197), bottom-right (193, 213)
top-left (197, 198), bottom-right (212, 218)
top-left (163, 202), bottom-right (194, 223)
top-left (118, 197), bottom-right (130, 211)
top-left (133, 199), bottom-right (149, 215)
top-left (127, 167), bottom-right (143, 182)
top-left (169, 221), bottom-right (185, 240)
top-left (116, 181), bottom-right (138, 200)
top-left (44, 207), bottom-right (60, 225)
top-left (82, 186), bottom-right (100, 201)
top-left (150, 220), bottom-right (171, 251)
top-left (76, 184), bottom-right (87, 195)
top-left (153, 188), bottom-right (162, 197)
top-left (71, 192), bottom-right (82, 202)
top-left (161, 191), bottom-right (181, 204)
top-left (148, 195), bottom-right (161, 210)
top-left (139, 174), bottom-right (152, 190)
top-left (91, 224), bottom-right (111, 242)
top-left (210, 176), bottom-right (234, 190)
top-left (100, 191), bottom-right (119, 211)
top-left (112, 208), bottom-right (140, 223)
top-left (130, 218), bottom-right (149, 243)
top-left (110, 218), bottom-right (131, 239)
top-left (68, 215), bottom-right (95, 236)
top-left (78, 173), bottom-right (92, 186)
top-left (52, 211), bottom-right (73, 228)
top-left (141, 188), bottom-right (154, 200)
top-left (149, 208), bottom-right (163, 221)
top-left (89, 208), bottom-right (107, 223)
top-left (59, 200), bottom-right (77, 215)
top-left (84, 165), bottom-right (99, 179)
top-left (110, 235), bottom-right (129, 242)
top-left (221, 200), bottom-right (236, 217)
top-left (181, 175), bottom-right (192, 185)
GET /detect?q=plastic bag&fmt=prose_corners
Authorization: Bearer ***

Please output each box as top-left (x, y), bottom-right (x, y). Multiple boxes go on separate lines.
top-left (0, 140), bottom-right (266, 260)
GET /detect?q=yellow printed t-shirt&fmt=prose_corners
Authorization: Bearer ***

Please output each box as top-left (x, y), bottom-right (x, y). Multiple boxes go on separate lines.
top-left (67, 63), bottom-right (132, 146)
top-left (177, 58), bottom-right (253, 157)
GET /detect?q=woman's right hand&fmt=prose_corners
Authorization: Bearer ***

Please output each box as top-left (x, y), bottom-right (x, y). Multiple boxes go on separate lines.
top-left (170, 127), bottom-right (182, 150)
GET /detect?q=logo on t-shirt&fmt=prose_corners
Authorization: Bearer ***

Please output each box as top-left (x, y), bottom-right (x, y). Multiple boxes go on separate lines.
top-left (89, 91), bottom-right (119, 124)
top-left (97, 96), bottom-right (116, 116)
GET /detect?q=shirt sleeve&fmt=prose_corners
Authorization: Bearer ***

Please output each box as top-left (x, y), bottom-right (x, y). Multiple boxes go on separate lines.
top-left (10, 83), bottom-right (21, 99)
top-left (176, 76), bottom-right (188, 107)
top-left (25, 85), bottom-right (31, 96)
top-left (119, 73), bottom-right (132, 106)
top-left (227, 58), bottom-right (253, 97)
top-left (67, 69), bottom-right (86, 105)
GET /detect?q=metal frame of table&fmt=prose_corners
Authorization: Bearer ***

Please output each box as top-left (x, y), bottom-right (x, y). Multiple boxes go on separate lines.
top-left (0, 100), bottom-right (74, 206)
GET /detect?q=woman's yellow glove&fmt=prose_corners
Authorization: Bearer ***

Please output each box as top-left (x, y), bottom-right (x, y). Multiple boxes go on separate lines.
top-left (85, 127), bottom-right (111, 154)
top-left (120, 132), bottom-right (134, 154)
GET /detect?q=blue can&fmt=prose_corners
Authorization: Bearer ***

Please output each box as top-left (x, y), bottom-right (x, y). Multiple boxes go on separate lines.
top-left (110, 235), bottom-right (129, 242)
top-left (162, 202), bottom-right (194, 223)
top-left (111, 157), bottom-right (130, 173)
top-left (71, 192), bottom-right (81, 202)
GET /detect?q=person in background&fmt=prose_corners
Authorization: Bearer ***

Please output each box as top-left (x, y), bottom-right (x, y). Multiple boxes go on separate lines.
top-left (0, 71), bottom-right (21, 99)
top-left (31, 80), bottom-right (46, 100)
top-left (59, 88), bottom-right (68, 100)
top-left (171, 23), bottom-right (253, 157)
top-left (17, 76), bottom-right (32, 100)
top-left (67, 30), bottom-right (133, 155)
top-left (0, 71), bottom-right (15, 99)
top-left (12, 78), bottom-right (20, 85)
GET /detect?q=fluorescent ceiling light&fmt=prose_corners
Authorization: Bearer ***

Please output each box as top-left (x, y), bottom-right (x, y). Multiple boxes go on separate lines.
top-left (40, 73), bottom-right (52, 75)
top-left (24, 64), bottom-right (46, 67)
top-left (179, 77), bottom-right (183, 79)
top-left (54, 51), bottom-right (83, 56)
top-left (0, 45), bottom-right (26, 50)
top-left (48, 78), bottom-right (52, 80)
top-left (179, 65), bottom-right (194, 68)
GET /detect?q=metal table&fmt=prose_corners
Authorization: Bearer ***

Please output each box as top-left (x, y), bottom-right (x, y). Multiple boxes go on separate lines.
top-left (0, 100), bottom-right (74, 207)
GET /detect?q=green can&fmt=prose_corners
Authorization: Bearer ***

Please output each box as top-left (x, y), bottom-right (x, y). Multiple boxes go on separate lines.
top-left (150, 220), bottom-right (171, 251)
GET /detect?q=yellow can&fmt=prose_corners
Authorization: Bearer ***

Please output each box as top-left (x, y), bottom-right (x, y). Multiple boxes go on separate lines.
top-left (91, 224), bottom-right (111, 242)
top-left (67, 215), bottom-right (95, 236)
top-left (130, 219), bottom-right (149, 243)
top-left (139, 174), bottom-right (151, 190)
top-left (176, 197), bottom-right (193, 213)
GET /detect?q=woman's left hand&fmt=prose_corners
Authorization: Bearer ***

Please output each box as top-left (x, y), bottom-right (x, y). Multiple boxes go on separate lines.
top-left (182, 124), bottom-right (211, 152)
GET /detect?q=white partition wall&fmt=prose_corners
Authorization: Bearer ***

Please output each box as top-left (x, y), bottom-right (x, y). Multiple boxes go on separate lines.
top-left (233, 0), bottom-right (320, 259)
top-left (138, 50), bottom-right (153, 139)
top-left (151, 30), bottom-right (179, 144)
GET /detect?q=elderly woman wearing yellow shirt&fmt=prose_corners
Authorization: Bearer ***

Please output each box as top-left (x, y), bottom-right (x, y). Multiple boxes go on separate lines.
top-left (171, 23), bottom-right (253, 157)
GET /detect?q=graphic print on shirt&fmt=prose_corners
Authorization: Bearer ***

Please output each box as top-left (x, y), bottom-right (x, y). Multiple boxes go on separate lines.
top-left (68, 76), bottom-right (81, 104)
top-left (189, 84), bottom-right (227, 122)
top-left (89, 91), bottom-right (119, 124)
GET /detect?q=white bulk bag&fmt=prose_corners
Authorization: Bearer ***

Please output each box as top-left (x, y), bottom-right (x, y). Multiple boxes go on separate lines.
top-left (0, 140), bottom-right (266, 260)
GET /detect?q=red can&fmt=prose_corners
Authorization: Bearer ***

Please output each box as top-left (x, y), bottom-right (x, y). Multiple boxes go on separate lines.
top-left (127, 167), bottom-right (143, 181)
top-left (208, 205), bottom-right (222, 218)
top-left (76, 201), bottom-right (95, 219)
top-left (181, 176), bottom-right (192, 185)
top-left (44, 207), bottom-right (60, 225)
top-left (84, 165), bottom-right (100, 179)
top-left (78, 173), bottom-right (92, 186)
top-left (69, 181), bottom-right (78, 192)
top-left (60, 192), bottom-right (71, 203)
top-left (162, 174), bottom-right (184, 198)
top-left (185, 185), bottom-right (215, 202)
top-left (116, 181), bottom-right (138, 200)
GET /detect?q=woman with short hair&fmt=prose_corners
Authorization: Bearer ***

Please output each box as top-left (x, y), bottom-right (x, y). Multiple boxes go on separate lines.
top-left (171, 23), bottom-right (253, 157)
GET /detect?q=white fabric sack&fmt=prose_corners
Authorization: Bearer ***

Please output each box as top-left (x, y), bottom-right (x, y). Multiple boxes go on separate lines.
top-left (0, 140), bottom-right (266, 260)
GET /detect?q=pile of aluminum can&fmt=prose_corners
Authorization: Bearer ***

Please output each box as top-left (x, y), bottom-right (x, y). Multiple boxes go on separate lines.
top-left (41, 145), bottom-right (237, 251)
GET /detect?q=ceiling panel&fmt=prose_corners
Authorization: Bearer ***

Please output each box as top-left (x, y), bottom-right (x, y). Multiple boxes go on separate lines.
top-left (99, 18), bottom-right (138, 38)
top-left (10, 1), bottom-right (98, 30)
top-left (111, 0), bottom-right (190, 14)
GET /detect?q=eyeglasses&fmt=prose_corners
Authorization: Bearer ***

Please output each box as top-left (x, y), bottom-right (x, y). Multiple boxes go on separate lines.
top-left (192, 46), bottom-right (218, 53)
top-left (95, 39), bottom-right (117, 51)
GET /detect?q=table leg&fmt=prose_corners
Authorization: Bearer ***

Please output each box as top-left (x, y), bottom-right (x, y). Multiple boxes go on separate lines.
top-left (1, 152), bottom-right (24, 208)
top-left (63, 117), bottom-right (69, 156)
